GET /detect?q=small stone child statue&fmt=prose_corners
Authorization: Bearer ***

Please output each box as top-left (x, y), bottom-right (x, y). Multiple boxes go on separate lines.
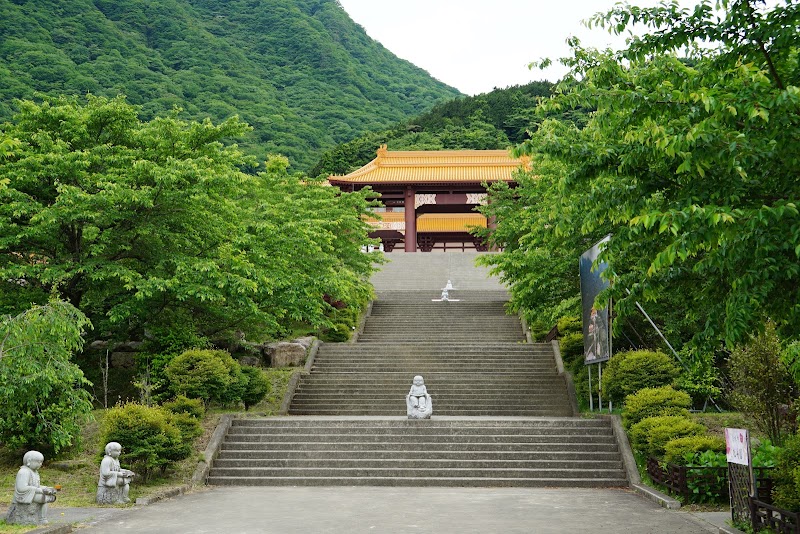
top-left (408, 375), bottom-right (429, 411)
top-left (406, 375), bottom-right (432, 419)
top-left (6, 450), bottom-right (57, 525)
top-left (97, 442), bottom-right (136, 504)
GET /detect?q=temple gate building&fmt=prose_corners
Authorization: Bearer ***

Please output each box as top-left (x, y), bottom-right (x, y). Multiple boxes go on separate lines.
top-left (328, 146), bottom-right (524, 252)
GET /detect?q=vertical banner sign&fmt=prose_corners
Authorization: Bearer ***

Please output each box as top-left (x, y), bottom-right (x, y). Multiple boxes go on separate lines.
top-left (725, 428), bottom-right (751, 466)
top-left (725, 428), bottom-right (754, 525)
top-left (580, 237), bottom-right (611, 364)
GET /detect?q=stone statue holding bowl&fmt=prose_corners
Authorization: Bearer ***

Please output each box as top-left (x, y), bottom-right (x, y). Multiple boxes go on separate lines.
top-left (6, 450), bottom-right (57, 525)
top-left (97, 441), bottom-right (136, 504)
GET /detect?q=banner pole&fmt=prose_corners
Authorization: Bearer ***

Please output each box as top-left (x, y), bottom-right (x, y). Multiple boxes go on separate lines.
top-left (588, 364), bottom-right (594, 412)
top-left (598, 362), bottom-right (603, 411)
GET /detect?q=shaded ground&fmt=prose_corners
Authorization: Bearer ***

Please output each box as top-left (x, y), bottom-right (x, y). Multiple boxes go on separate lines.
top-left (73, 487), bottom-right (720, 534)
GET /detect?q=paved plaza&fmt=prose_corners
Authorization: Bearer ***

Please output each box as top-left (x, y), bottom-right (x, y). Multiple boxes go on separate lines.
top-left (67, 486), bottom-right (722, 533)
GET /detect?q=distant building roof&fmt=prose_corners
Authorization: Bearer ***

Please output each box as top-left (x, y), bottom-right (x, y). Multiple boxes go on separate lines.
top-left (328, 146), bottom-right (526, 185)
top-left (365, 212), bottom-right (487, 233)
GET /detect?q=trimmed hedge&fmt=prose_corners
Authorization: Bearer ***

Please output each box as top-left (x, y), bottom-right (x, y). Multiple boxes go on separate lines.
top-left (663, 435), bottom-right (726, 466)
top-left (629, 415), bottom-right (706, 458)
top-left (322, 323), bottom-right (350, 342)
top-left (162, 395), bottom-right (205, 419)
top-left (99, 403), bottom-right (191, 481)
top-left (529, 319), bottom-right (551, 342)
top-left (622, 386), bottom-right (692, 429)
top-left (602, 350), bottom-right (680, 404)
top-left (165, 349), bottom-right (243, 406)
top-left (559, 333), bottom-right (584, 362)
top-left (557, 316), bottom-right (582, 336)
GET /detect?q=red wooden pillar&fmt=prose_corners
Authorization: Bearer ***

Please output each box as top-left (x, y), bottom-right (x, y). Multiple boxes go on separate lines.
top-left (404, 187), bottom-right (417, 252)
top-left (485, 191), bottom-right (497, 251)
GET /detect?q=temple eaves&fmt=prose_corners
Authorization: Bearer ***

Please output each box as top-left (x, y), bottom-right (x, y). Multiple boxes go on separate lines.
top-left (328, 145), bottom-right (526, 185)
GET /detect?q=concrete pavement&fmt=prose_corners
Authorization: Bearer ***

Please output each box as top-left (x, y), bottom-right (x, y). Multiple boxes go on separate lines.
top-left (72, 486), bottom-right (721, 533)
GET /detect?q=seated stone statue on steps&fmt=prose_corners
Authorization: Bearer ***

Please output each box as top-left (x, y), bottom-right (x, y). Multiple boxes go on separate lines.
top-left (97, 442), bottom-right (136, 504)
top-left (407, 375), bottom-right (433, 419)
top-left (6, 450), bottom-right (57, 525)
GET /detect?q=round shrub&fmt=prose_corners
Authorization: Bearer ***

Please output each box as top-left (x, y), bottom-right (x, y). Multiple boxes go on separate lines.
top-left (240, 366), bottom-right (270, 411)
top-left (663, 435), bottom-right (726, 466)
top-left (99, 403), bottom-right (189, 481)
top-left (529, 319), bottom-right (550, 342)
top-left (602, 350), bottom-right (680, 404)
top-left (557, 315), bottom-right (582, 336)
top-left (629, 415), bottom-right (706, 458)
top-left (162, 395), bottom-right (205, 419)
top-left (165, 349), bottom-right (242, 406)
top-left (559, 333), bottom-right (584, 361)
top-left (169, 411), bottom-right (203, 443)
top-left (322, 323), bottom-right (351, 342)
top-left (622, 386), bottom-right (692, 429)
top-left (216, 354), bottom-right (246, 407)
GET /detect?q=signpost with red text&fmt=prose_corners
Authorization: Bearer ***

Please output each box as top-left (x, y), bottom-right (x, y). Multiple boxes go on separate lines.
top-left (725, 428), bottom-right (754, 525)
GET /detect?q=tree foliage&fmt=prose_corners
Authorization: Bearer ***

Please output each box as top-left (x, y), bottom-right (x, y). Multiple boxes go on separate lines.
top-left (0, 95), bottom-right (379, 347)
top-left (240, 365), bottom-right (270, 411)
top-left (309, 82), bottom-right (555, 178)
top-left (0, 300), bottom-right (94, 454)
top-left (478, 0), bottom-right (800, 356)
top-left (0, 0), bottom-right (460, 170)
top-left (728, 322), bottom-right (797, 446)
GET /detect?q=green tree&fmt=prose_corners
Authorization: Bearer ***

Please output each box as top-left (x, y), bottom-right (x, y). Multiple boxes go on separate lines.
top-left (0, 300), bottom-right (94, 454)
top-left (0, 95), bottom-right (378, 346)
top-left (728, 322), bottom-right (796, 446)
top-left (481, 0), bottom-right (800, 354)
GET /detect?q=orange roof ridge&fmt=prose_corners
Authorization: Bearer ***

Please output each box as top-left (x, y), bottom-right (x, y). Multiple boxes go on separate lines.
top-left (329, 147), bottom-right (523, 185)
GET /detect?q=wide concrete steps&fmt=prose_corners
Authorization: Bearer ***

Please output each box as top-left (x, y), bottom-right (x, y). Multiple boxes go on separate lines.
top-left (373, 290), bottom-right (511, 302)
top-left (369, 254), bottom-right (506, 292)
top-left (363, 294), bottom-right (524, 342)
top-left (295, 340), bottom-right (567, 407)
top-left (207, 418), bottom-right (627, 487)
top-left (291, 339), bottom-right (571, 416)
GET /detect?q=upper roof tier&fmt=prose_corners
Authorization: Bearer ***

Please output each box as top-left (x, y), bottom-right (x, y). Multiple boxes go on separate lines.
top-left (328, 146), bottom-right (526, 185)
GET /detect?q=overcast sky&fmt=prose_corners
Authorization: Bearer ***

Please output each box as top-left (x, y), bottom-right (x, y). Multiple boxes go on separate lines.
top-left (337, 0), bottom-right (700, 95)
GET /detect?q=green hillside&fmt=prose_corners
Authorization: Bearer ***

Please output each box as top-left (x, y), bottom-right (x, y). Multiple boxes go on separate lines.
top-left (311, 81), bottom-right (556, 177)
top-left (0, 0), bottom-right (460, 170)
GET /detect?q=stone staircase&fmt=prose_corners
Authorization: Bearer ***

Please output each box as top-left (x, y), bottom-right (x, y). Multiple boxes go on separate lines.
top-left (207, 253), bottom-right (627, 488)
top-left (359, 291), bottom-right (524, 343)
top-left (207, 418), bottom-right (627, 487)
top-left (289, 342), bottom-right (572, 416)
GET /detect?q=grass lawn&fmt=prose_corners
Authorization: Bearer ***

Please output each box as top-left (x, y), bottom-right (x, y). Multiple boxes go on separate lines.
top-left (0, 366), bottom-right (302, 533)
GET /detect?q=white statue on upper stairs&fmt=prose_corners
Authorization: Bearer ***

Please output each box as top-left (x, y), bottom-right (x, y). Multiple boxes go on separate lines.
top-left (432, 280), bottom-right (459, 302)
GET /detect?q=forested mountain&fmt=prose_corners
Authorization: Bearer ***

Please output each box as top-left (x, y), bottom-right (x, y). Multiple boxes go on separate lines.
top-left (0, 0), bottom-right (460, 170)
top-left (310, 81), bottom-right (556, 177)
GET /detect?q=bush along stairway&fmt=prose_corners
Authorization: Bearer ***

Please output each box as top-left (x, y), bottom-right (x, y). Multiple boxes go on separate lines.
top-left (208, 257), bottom-right (627, 487)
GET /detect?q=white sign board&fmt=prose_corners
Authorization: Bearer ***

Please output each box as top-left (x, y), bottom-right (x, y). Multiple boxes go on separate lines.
top-left (725, 428), bottom-right (751, 466)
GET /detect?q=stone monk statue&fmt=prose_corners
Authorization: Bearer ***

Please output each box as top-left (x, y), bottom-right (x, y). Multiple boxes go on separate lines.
top-left (406, 375), bottom-right (433, 419)
top-left (6, 450), bottom-right (57, 525)
top-left (97, 442), bottom-right (135, 504)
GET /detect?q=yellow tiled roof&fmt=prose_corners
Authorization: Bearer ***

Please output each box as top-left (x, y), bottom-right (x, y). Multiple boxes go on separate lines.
top-left (417, 213), bottom-right (487, 232)
top-left (365, 212), bottom-right (406, 224)
top-left (329, 146), bottom-right (524, 185)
